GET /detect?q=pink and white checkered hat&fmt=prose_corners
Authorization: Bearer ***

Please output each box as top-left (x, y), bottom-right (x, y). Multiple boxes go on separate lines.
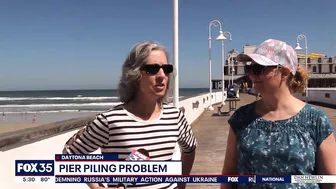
top-left (237, 39), bottom-right (298, 75)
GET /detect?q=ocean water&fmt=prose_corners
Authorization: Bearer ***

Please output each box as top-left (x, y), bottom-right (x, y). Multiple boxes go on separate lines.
top-left (0, 88), bottom-right (208, 114)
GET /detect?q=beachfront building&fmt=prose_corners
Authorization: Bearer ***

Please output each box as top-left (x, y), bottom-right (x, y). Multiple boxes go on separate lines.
top-left (211, 45), bottom-right (336, 89)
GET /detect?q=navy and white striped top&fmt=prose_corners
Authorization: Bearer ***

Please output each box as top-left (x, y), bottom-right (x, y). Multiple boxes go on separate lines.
top-left (63, 103), bottom-right (197, 189)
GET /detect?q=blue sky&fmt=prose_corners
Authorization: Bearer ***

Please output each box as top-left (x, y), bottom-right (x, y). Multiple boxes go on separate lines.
top-left (0, 0), bottom-right (335, 91)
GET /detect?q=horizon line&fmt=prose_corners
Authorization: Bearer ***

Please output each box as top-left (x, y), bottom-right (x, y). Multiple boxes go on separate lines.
top-left (0, 87), bottom-right (209, 92)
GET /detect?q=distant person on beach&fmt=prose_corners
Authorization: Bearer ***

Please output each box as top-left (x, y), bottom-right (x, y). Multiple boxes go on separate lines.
top-left (62, 41), bottom-right (197, 189)
top-left (32, 115), bottom-right (36, 123)
top-left (220, 39), bottom-right (336, 189)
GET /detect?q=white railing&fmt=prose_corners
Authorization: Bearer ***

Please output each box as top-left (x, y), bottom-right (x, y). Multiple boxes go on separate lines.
top-left (0, 91), bottom-right (225, 189)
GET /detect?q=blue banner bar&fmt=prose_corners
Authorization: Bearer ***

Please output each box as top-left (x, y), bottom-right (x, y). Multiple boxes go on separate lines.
top-left (55, 176), bottom-right (293, 184)
top-left (55, 176), bottom-right (263, 183)
top-left (55, 154), bottom-right (118, 161)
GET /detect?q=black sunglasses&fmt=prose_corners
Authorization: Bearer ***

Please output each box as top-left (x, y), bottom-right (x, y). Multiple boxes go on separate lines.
top-left (141, 64), bottom-right (173, 75)
top-left (244, 64), bottom-right (280, 76)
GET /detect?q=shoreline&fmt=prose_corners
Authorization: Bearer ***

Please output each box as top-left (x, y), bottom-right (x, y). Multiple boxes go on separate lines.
top-left (0, 91), bottom-right (215, 125)
top-left (0, 93), bottom-right (203, 135)
top-left (0, 91), bottom-right (334, 136)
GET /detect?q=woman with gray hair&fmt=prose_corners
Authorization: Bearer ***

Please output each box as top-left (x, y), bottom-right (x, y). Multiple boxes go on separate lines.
top-left (62, 41), bottom-right (197, 189)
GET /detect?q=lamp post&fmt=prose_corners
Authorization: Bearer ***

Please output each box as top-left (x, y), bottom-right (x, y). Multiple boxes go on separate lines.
top-left (220, 32), bottom-right (232, 105)
top-left (231, 63), bottom-right (235, 86)
top-left (172, 0), bottom-right (179, 107)
top-left (208, 20), bottom-right (226, 110)
top-left (227, 49), bottom-right (236, 87)
top-left (295, 34), bottom-right (308, 99)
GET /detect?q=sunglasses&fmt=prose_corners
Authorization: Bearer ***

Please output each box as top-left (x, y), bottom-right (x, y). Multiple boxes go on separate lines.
top-left (244, 64), bottom-right (280, 76)
top-left (141, 64), bottom-right (174, 75)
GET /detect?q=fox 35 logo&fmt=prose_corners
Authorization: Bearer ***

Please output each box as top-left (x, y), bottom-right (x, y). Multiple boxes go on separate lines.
top-left (15, 160), bottom-right (54, 176)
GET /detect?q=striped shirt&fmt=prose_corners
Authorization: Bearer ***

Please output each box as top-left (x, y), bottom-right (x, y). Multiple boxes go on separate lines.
top-left (63, 103), bottom-right (197, 189)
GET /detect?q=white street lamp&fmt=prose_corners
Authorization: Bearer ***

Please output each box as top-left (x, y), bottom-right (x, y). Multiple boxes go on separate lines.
top-left (227, 49), bottom-right (237, 88)
top-left (231, 66), bottom-right (235, 86)
top-left (208, 20), bottom-right (226, 111)
top-left (224, 34), bottom-right (233, 80)
top-left (216, 31), bottom-right (226, 41)
top-left (295, 34), bottom-right (308, 99)
top-left (172, 0), bottom-right (179, 107)
top-left (220, 31), bottom-right (232, 105)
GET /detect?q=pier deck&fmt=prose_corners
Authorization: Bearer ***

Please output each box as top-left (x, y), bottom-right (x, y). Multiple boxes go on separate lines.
top-left (187, 93), bottom-right (335, 189)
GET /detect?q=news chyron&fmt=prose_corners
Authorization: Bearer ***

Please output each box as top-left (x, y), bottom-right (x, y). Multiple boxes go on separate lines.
top-left (16, 154), bottom-right (335, 185)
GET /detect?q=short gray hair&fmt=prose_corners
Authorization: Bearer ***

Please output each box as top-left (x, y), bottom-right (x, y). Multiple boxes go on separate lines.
top-left (118, 41), bottom-right (172, 103)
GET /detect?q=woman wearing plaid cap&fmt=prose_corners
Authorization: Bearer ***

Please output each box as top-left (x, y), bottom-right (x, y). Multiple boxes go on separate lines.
top-left (220, 39), bottom-right (336, 189)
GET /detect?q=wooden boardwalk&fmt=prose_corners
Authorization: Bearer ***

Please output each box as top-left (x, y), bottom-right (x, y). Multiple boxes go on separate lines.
top-left (187, 93), bottom-right (335, 189)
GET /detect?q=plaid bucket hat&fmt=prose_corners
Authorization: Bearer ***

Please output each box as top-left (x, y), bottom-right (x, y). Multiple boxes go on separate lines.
top-left (237, 39), bottom-right (298, 75)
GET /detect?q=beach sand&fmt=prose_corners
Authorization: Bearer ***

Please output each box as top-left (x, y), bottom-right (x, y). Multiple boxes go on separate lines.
top-left (0, 122), bottom-right (49, 134)
top-left (0, 111), bottom-right (98, 134)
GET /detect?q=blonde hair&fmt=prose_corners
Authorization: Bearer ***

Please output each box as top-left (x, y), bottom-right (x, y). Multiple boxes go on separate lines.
top-left (118, 41), bottom-right (171, 103)
top-left (288, 66), bottom-right (309, 94)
